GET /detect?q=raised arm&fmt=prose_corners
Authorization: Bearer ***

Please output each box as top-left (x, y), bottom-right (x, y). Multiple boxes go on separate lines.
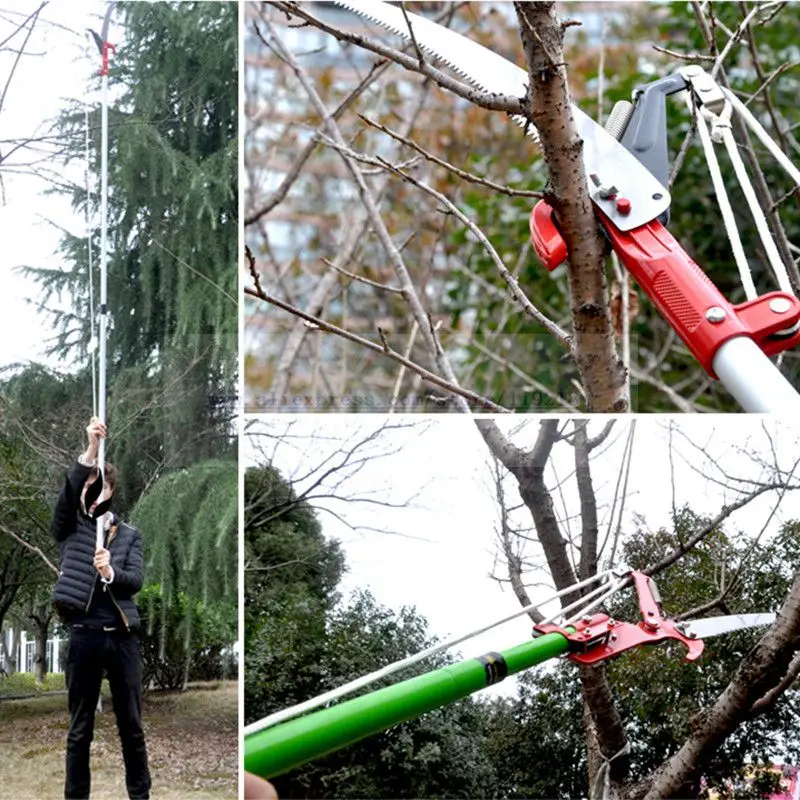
top-left (51, 417), bottom-right (107, 542)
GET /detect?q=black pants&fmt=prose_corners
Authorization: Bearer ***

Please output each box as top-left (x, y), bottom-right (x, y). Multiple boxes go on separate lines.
top-left (65, 626), bottom-right (151, 799)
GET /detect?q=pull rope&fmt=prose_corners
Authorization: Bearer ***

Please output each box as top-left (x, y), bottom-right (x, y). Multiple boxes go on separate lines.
top-left (690, 95), bottom-right (758, 301)
top-left (590, 742), bottom-right (631, 800)
top-left (689, 83), bottom-right (799, 301)
top-left (244, 567), bottom-right (628, 737)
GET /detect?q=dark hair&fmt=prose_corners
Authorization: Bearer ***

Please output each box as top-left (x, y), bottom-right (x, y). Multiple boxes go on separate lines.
top-left (89, 462), bottom-right (117, 491)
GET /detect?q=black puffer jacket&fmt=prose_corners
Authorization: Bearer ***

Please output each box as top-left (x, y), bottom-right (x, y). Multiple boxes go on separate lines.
top-left (51, 461), bottom-right (144, 629)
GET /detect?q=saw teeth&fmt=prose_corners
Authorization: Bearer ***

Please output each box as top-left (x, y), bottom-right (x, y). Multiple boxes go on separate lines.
top-left (321, 0), bottom-right (541, 145)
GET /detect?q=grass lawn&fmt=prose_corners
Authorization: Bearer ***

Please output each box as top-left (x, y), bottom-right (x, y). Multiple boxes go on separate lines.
top-left (0, 680), bottom-right (238, 799)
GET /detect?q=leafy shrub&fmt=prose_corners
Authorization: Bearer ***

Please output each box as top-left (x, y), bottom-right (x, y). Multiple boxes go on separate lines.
top-left (137, 583), bottom-right (236, 691)
top-left (0, 672), bottom-right (65, 696)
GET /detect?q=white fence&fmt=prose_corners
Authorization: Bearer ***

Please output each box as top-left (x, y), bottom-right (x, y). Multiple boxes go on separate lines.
top-left (1, 628), bottom-right (62, 675)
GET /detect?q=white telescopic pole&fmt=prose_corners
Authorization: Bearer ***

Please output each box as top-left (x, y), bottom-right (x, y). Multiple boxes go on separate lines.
top-left (96, 65), bottom-right (108, 550)
top-left (96, 5), bottom-right (114, 550)
top-left (714, 337), bottom-right (800, 414)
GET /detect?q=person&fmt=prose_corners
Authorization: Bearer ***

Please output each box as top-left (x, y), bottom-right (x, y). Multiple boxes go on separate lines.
top-left (51, 416), bottom-right (151, 800)
top-left (244, 772), bottom-right (279, 799)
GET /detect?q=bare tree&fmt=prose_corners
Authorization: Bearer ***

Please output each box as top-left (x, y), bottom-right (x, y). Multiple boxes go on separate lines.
top-left (245, 417), bottom-right (431, 549)
top-left (477, 417), bottom-right (800, 797)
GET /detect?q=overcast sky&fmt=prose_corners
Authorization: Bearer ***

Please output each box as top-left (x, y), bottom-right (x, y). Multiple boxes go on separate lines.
top-left (245, 415), bottom-right (800, 698)
top-left (1, 2), bottom-right (111, 370)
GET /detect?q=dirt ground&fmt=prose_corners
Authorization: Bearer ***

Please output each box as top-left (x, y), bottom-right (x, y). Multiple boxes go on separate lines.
top-left (0, 681), bottom-right (238, 799)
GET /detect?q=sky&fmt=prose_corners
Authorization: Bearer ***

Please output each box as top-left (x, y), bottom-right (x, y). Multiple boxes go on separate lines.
top-left (244, 415), bottom-right (800, 699)
top-left (1, 2), bottom-right (112, 370)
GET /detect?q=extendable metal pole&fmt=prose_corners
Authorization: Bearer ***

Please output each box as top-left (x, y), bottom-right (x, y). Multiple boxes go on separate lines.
top-left (95, 3), bottom-right (115, 549)
top-left (244, 632), bottom-right (569, 779)
top-left (714, 337), bottom-right (800, 413)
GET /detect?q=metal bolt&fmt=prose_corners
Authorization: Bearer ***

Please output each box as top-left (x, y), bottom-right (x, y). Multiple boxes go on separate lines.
top-left (615, 197), bottom-right (631, 215)
top-left (581, 616), bottom-right (592, 625)
top-left (598, 185), bottom-right (618, 200)
top-left (769, 297), bottom-right (792, 314)
top-left (584, 628), bottom-right (592, 636)
top-left (610, 633), bottom-right (618, 642)
top-left (647, 610), bottom-right (655, 616)
top-left (706, 306), bottom-right (726, 324)
top-left (607, 619), bottom-right (616, 627)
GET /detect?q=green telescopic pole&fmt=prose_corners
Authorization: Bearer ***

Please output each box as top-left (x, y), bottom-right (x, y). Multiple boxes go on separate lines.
top-left (245, 631), bottom-right (570, 779)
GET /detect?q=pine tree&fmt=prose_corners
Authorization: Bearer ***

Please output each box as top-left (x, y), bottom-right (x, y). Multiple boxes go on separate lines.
top-left (23, 1), bottom-right (237, 512)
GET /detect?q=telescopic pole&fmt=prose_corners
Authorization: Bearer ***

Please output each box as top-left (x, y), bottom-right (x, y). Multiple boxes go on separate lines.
top-left (244, 632), bottom-right (570, 779)
top-left (95, 3), bottom-right (115, 549)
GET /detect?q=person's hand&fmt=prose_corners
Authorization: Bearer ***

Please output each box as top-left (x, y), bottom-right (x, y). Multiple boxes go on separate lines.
top-left (94, 547), bottom-right (112, 580)
top-left (84, 417), bottom-right (107, 461)
top-left (244, 773), bottom-right (278, 799)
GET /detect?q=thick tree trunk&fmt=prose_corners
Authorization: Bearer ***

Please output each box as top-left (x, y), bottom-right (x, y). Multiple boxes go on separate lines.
top-left (34, 620), bottom-right (47, 684)
top-left (0, 629), bottom-right (15, 676)
top-left (514, 3), bottom-right (627, 413)
top-left (478, 419), bottom-right (630, 789)
top-left (634, 572), bottom-right (800, 799)
top-left (30, 602), bottom-right (52, 685)
top-left (575, 423), bottom-right (599, 580)
top-left (476, 420), bottom-right (581, 605)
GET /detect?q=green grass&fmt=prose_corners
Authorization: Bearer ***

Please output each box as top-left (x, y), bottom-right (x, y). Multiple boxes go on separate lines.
top-left (0, 672), bottom-right (66, 696)
top-left (0, 681), bottom-right (238, 799)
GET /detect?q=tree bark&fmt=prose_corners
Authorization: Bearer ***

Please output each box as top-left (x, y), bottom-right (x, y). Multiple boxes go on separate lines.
top-left (476, 419), bottom-right (581, 605)
top-left (635, 572), bottom-right (800, 799)
top-left (0, 629), bottom-right (15, 676)
top-left (575, 422), bottom-right (599, 580)
top-left (514, 2), bottom-right (627, 413)
top-left (30, 600), bottom-right (52, 685)
top-left (478, 419), bottom-right (630, 789)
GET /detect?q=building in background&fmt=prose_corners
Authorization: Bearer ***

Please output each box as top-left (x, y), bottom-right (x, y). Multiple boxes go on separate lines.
top-left (0, 627), bottom-right (61, 677)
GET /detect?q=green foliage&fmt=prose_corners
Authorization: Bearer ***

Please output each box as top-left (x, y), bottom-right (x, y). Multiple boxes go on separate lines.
top-left (484, 667), bottom-right (587, 799)
top-left (132, 458), bottom-right (237, 614)
top-left (245, 464), bottom-right (345, 630)
top-left (0, 672), bottom-right (66, 696)
top-left (138, 583), bottom-right (235, 691)
top-left (245, 463), bottom-right (498, 799)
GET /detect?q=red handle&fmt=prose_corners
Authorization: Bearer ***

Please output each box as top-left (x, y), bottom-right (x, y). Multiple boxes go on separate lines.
top-left (98, 41), bottom-right (116, 76)
top-left (529, 200), bottom-right (800, 376)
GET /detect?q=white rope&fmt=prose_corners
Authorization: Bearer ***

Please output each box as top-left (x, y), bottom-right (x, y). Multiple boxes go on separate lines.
top-left (688, 77), bottom-right (800, 302)
top-left (717, 123), bottom-right (793, 294)
top-left (690, 94), bottom-right (758, 301)
top-left (244, 568), bottom-right (627, 737)
top-left (591, 742), bottom-right (631, 800)
top-left (723, 88), bottom-right (800, 190)
top-left (564, 574), bottom-right (629, 626)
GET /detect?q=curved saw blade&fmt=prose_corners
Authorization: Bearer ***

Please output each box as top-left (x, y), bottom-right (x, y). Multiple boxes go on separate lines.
top-left (681, 613), bottom-right (776, 640)
top-left (329, 0), bottom-right (670, 230)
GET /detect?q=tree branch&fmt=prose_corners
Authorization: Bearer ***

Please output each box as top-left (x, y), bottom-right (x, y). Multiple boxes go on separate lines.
top-left (514, 2), bottom-right (627, 412)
